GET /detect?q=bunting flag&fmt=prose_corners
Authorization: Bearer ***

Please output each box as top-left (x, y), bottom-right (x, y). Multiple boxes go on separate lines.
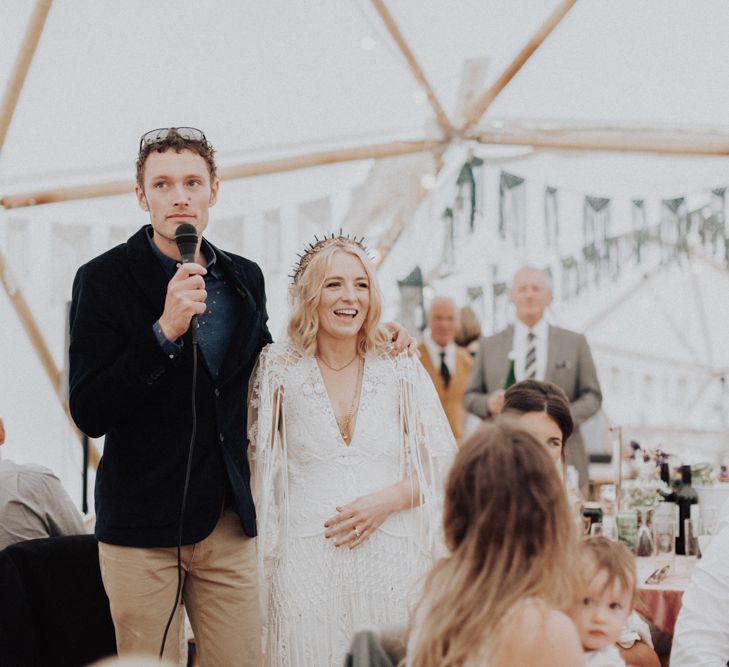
top-left (263, 209), bottom-right (283, 272)
top-left (52, 224), bottom-right (91, 304)
top-left (462, 286), bottom-right (486, 339)
top-left (441, 207), bottom-right (455, 275)
top-left (560, 255), bottom-right (579, 300)
top-left (397, 266), bottom-right (425, 334)
top-left (456, 155), bottom-right (484, 232)
top-left (467, 285), bottom-right (484, 306)
top-left (661, 197), bottom-right (688, 260)
top-left (583, 196), bottom-right (611, 285)
top-left (491, 280), bottom-right (509, 333)
top-left (544, 186), bottom-right (559, 247)
top-left (499, 172), bottom-right (526, 245)
top-left (631, 200), bottom-right (647, 263)
top-left (706, 188), bottom-right (727, 254)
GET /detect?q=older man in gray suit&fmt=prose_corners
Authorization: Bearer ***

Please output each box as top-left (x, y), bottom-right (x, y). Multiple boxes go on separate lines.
top-left (464, 267), bottom-right (602, 488)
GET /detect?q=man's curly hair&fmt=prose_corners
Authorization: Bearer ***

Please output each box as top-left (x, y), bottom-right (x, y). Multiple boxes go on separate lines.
top-left (136, 128), bottom-right (217, 189)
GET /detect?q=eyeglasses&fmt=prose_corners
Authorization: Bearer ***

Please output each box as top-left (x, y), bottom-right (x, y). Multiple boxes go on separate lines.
top-left (139, 127), bottom-right (206, 153)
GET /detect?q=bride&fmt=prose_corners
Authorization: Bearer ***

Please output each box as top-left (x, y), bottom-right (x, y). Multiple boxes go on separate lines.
top-left (249, 235), bottom-right (456, 666)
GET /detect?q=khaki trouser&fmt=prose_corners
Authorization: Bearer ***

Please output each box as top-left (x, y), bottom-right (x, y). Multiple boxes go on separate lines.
top-left (99, 509), bottom-right (262, 667)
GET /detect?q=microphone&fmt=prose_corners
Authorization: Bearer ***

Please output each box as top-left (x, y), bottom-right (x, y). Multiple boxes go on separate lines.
top-left (174, 223), bottom-right (200, 344)
top-left (175, 223), bottom-right (198, 263)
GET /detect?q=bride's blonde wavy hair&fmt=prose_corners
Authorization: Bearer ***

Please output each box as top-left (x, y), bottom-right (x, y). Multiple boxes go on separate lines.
top-left (287, 240), bottom-right (390, 356)
top-left (407, 418), bottom-right (578, 667)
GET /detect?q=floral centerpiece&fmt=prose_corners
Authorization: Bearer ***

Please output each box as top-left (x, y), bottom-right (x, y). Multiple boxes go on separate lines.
top-left (622, 441), bottom-right (671, 510)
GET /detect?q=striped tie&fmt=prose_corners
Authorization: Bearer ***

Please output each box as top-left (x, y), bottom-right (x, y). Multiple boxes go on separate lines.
top-left (524, 331), bottom-right (537, 379)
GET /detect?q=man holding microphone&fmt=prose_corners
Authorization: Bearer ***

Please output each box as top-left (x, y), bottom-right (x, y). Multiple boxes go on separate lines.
top-left (70, 128), bottom-right (270, 665)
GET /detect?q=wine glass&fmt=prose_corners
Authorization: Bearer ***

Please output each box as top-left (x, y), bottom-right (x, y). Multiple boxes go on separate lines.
top-left (635, 506), bottom-right (655, 557)
top-left (653, 518), bottom-right (675, 570)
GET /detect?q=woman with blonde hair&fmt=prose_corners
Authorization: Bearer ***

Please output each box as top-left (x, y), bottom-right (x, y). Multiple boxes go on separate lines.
top-left (249, 235), bottom-right (456, 666)
top-left (407, 418), bottom-right (583, 667)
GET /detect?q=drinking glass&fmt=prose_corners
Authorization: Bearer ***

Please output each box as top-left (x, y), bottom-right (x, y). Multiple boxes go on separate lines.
top-left (617, 510), bottom-right (638, 552)
top-left (701, 505), bottom-right (718, 535)
top-left (653, 518), bottom-right (675, 569)
top-left (590, 522), bottom-right (604, 537)
top-left (635, 507), bottom-right (655, 557)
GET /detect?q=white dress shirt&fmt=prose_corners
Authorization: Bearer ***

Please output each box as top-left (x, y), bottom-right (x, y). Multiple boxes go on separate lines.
top-left (423, 331), bottom-right (456, 377)
top-left (670, 497), bottom-right (729, 666)
top-left (512, 318), bottom-right (549, 381)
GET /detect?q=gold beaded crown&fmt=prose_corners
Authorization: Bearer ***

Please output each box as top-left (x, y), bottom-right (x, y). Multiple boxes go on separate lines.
top-left (290, 232), bottom-right (371, 284)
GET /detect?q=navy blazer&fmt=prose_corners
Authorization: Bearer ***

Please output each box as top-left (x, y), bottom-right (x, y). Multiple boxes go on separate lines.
top-left (69, 226), bottom-right (272, 547)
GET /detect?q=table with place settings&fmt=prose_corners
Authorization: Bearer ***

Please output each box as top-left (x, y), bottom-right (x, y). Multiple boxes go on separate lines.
top-left (636, 556), bottom-right (695, 636)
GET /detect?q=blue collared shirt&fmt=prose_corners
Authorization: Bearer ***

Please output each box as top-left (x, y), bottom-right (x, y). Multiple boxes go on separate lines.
top-left (147, 228), bottom-right (239, 378)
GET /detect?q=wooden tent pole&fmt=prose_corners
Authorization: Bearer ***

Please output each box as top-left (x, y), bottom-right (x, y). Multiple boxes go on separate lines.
top-left (218, 139), bottom-right (446, 179)
top-left (370, 0), bottom-right (453, 137)
top-left (462, 0), bottom-right (578, 130)
top-left (0, 249), bottom-right (100, 467)
top-left (1, 138), bottom-right (446, 209)
top-left (0, 0), bottom-right (54, 152)
top-left (473, 124), bottom-right (729, 156)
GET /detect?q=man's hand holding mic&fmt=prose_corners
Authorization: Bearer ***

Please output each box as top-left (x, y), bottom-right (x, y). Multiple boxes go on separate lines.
top-left (158, 222), bottom-right (206, 342)
top-left (158, 263), bottom-right (207, 341)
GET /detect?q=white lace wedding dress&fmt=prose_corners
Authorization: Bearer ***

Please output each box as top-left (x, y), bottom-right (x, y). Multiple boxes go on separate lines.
top-left (249, 341), bottom-right (456, 667)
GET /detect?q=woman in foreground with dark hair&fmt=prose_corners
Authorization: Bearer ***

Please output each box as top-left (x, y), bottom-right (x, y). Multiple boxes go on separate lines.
top-left (406, 419), bottom-right (583, 667)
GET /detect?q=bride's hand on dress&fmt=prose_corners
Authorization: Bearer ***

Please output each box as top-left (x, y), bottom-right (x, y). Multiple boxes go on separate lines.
top-left (323, 487), bottom-right (399, 549)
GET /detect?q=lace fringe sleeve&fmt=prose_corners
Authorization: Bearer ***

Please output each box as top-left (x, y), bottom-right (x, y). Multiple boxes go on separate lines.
top-left (248, 342), bottom-right (300, 643)
top-left (394, 352), bottom-right (458, 557)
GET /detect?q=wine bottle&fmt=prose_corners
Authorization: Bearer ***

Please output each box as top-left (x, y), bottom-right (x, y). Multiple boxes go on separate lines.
top-left (675, 465), bottom-right (698, 555)
top-left (658, 462), bottom-right (676, 503)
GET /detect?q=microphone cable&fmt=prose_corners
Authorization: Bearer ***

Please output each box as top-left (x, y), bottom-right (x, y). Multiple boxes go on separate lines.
top-left (159, 325), bottom-right (198, 659)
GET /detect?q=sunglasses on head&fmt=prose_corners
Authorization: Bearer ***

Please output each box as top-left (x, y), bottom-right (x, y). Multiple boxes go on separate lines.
top-left (139, 127), bottom-right (206, 153)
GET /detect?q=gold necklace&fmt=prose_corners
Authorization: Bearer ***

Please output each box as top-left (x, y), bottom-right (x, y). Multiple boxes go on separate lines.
top-left (316, 352), bottom-right (359, 372)
top-left (332, 358), bottom-right (363, 446)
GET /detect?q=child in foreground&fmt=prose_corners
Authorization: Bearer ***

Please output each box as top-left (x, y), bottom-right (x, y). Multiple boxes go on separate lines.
top-left (570, 537), bottom-right (636, 667)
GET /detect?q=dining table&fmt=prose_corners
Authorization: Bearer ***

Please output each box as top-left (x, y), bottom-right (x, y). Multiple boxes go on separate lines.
top-left (636, 555), bottom-right (695, 636)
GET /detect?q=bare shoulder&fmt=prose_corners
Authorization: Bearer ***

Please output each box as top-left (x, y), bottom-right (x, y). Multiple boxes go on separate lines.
top-left (491, 602), bottom-right (583, 667)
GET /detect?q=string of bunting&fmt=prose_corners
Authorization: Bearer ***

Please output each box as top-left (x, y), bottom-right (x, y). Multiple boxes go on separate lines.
top-left (431, 161), bottom-right (729, 309)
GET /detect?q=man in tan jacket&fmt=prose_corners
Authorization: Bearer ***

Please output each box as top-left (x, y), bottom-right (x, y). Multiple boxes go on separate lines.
top-left (419, 297), bottom-right (473, 442)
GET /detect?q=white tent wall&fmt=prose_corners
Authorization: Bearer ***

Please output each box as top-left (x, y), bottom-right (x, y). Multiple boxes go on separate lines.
top-left (4, 0), bottom-right (729, 506)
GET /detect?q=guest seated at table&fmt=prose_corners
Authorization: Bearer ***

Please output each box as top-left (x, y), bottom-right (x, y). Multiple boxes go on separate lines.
top-left (570, 536), bottom-right (638, 667)
top-left (406, 419), bottom-right (584, 667)
top-left (504, 383), bottom-right (660, 667)
top-left (0, 417), bottom-right (85, 551)
top-left (503, 379), bottom-right (573, 469)
top-left (670, 496), bottom-right (729, 666)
